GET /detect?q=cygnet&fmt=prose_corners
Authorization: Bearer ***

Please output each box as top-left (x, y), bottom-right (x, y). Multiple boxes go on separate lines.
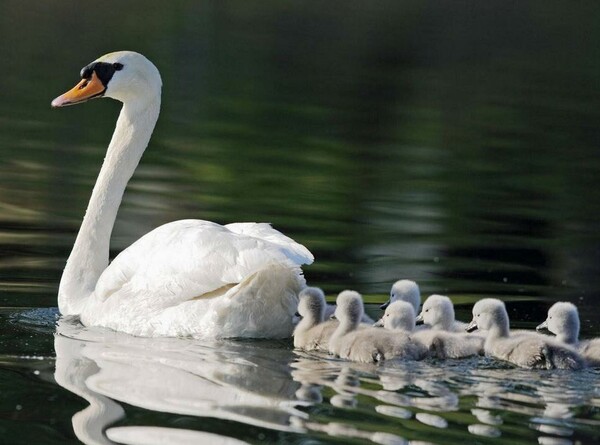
top-left (536, 302), bottom-right (600, 367)
top-left (293, 287), bottom-right (338, 352)
top-left (376, 301), bottom-right (482, 359)
top-left (380, 279), bottom-right (420, 313)
top-left (467, 298), bottom-right (584, 370)
top-left (416, 294), bottom-right (468, 332)
top-left (329, 290), bottom-right (427, 363)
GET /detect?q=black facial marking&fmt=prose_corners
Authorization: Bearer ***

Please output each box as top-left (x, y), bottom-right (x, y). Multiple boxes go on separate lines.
top-left (79, 61), bottom-right (123, 87)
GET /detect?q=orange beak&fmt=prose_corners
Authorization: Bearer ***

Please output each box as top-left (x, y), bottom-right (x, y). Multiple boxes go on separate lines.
top-left (51, 71), bottom-right (106, 108)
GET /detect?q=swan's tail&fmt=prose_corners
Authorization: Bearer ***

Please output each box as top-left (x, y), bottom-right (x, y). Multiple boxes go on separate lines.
top-left (210, 263), bottom-right (305, 339)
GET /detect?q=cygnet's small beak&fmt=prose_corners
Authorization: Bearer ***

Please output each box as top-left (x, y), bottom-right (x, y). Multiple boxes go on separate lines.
top-left (380, 300), bottom-right (390, 310)
top-left (373, 319), bottom-right (384, 327)
top-left (415, 313), bottom-right (424, 325)
top-left (465, 319), bottom-right (478, 332)
top-left (536, 320), bottom-right (548, 331)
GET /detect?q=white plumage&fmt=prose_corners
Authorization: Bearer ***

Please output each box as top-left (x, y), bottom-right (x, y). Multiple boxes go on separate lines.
top-left (52, 51), bottom-right (312, 338)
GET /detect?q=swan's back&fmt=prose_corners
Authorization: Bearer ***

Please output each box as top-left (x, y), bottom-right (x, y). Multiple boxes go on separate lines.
top-left (84, 220), bottom-right (312, 338)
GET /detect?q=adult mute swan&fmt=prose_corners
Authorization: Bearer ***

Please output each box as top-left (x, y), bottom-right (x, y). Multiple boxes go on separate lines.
top-left (51, 51), bottom-right (313, 338)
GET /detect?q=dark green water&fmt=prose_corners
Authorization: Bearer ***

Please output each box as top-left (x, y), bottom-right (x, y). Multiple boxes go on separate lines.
top-left (0, 1), bottom-right (599, 444)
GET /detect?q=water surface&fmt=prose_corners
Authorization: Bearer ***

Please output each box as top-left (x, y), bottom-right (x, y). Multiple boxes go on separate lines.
top-left (1, 1), bottom-right (600, 444)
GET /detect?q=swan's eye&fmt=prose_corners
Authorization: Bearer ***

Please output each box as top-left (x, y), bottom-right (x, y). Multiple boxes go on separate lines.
top-left (113, 63), bottom-right (124, 71)
top-left (477, 314), bottom-right (480, 317)
top-left (549, 316), bottom-right (552, 319)
top-left (425, 309), bottom-right (429, 312)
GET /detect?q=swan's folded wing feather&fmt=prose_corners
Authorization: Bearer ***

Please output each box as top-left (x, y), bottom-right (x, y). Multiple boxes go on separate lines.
top-left (94, 220), bottom-right (311, 305)
top-left (225, 222), bottom-right (314, 265)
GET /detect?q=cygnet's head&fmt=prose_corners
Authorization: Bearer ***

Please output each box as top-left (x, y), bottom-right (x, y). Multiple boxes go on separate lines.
top-left (374, 301), bottom-right (416, 331)
top-left (334, 290), bottom-right (364, 326)
top-left (416, 294), bottom-right (454, 329)
top-left (466, 298), bottom-right (509, 333)
top-left (52, 51), bottom-right (162, 108)
top-left (536, 302), bottom-right (580, 343)
top-left (381, 279), bottom-right (420, 312)
top-left (296, 287), bottom-right (326, 323)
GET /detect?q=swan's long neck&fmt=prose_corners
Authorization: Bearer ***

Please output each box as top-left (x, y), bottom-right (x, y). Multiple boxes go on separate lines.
top-left (58, 98), bottom-right (160, 315)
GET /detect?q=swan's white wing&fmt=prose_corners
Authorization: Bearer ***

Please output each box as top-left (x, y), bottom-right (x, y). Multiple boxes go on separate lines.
top-left (94, 219), bottom-right (312, 306)
top-left (225, 222), bottom-right (314, 265)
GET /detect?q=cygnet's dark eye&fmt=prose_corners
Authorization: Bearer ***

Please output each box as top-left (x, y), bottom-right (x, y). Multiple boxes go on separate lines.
top-left (477, 314), bottom-right (480, 317)
top-left (425, 309), bottom-right (429, 312)
top-left (113, 63), bottom-right (124, 71)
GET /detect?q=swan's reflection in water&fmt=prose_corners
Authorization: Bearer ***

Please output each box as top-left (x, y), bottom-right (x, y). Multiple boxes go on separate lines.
top-left (54, 317), bottom-right (307, 445)
top-left (54, 316), bottom-right (600, 445)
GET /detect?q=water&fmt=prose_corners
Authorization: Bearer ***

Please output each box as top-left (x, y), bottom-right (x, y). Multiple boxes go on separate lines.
top-left (1, 1), bottom-right (600, 444)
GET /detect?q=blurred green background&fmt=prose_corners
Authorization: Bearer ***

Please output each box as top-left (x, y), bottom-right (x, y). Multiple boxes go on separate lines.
top-left (0, 0), bottom-right (599, 325)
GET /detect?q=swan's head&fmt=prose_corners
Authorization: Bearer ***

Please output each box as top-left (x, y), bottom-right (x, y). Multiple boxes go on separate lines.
top-left (416, 294), bottom-right (454, 329)
top-left (380, 279), bottom-right (420, 312)
top-left (334, 290), bottom-right (364, 326)
top-left (51, 51), bottom-right (162, 108)
top-left (297, 287), bottom-right (326, 322)
top-left (536, 302), bottom-right (580, 341)
top-left (466, 298), bottom-right (507, 333)
top-left (375, 301), bottom-right (415, 331)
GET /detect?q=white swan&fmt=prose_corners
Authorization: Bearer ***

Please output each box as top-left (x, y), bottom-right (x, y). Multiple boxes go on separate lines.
top-left (51, 51), bottom-right (313, 338)
top-left (380, 279), bottom-right (420, 312)
top-left (466, 299), bottom-right (584, 370)
top-left (416, 294), bottom-right (468, 332)
top-left (329, 291), bottom-right (427, 363)
top-left (293, 287), bottom-right (337, 351)
top-left (375, 301), bottom-right (482, 359)
top-left (536, 302), bottom-right (600, 367)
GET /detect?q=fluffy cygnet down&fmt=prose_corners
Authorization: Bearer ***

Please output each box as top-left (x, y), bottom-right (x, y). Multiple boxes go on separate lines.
top-left (536, 302), bottom-right (600, 367)
top-left (375, 301), bottom-right (482, 359)
top-left (380, 279), bottom-right (421, 313)
top-left (329, 290), bottom-right (427, 364)
top-left (293, 287), bottom-right (338, 352)
top-left (467, 298), bottom-right (585, 370)
top-left (324, 304), bottom-right (374, 324)
top-left (416, 294), bottom-right (468, 332)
